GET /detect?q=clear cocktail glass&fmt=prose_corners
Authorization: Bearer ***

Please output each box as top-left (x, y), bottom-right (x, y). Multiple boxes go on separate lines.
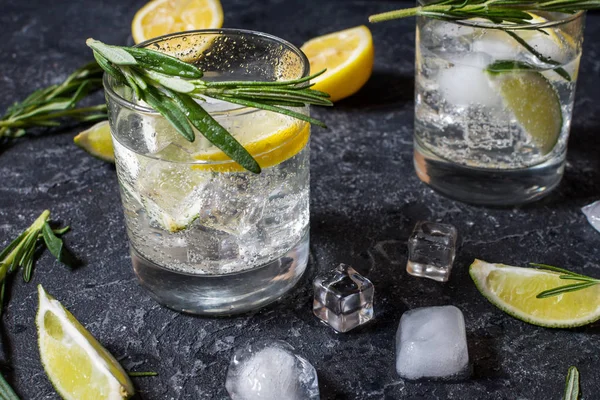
top-left (413, 11), bottom-right (585, 205)
top-left (104, 29), bottom-right (311, 315)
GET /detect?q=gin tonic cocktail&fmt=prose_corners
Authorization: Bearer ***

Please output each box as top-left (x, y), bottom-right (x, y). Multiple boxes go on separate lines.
top-left (105, 30), bottom-right (311, 315)
top-left (414, 12), bottom-right (585, 205)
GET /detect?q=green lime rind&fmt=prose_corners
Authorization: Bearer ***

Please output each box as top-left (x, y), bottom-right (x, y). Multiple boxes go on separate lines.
top-left (469, 259), bottom-right (600, 329)
top-left (486, 61), bottom-right (563, 155)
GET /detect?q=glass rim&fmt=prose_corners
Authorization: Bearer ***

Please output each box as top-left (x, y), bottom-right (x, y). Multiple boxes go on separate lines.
top-left (103, 28), bottom-right (310, 115)
top-left (449, 11), bottom-right (585, 30)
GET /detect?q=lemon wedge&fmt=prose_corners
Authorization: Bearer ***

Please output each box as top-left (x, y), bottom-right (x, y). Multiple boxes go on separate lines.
top-left (301, 25), bottom-right (374, 102)
top-left (132, 0), bottom-right (224, 44)
top-left (470, 259), bottom-right (600, 328)
top-left (36, 285), bottom-right (134, 399)
top-left (74, 120), bottom-right (115, 163)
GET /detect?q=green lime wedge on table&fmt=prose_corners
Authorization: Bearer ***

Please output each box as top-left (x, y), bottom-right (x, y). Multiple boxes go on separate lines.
top-left (470, 259), bottom-right (600, 328)
top-left (36, 285), bottom-right (134, 399)
top-left (74, 120), bottom-right (115, 163)
top-left (487, 61), bottom-right (563, 155)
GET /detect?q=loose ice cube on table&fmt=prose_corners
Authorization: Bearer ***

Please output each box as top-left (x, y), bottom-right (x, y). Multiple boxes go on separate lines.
top-left (313, 264), bottom-right (374, 333)
top-left (396, 306), bottom-right (470, 381)
top-left (225, 340), bottom-right (319, 400)
top-left (407, 221), bottom-right (458, 282)
top-left (582, 200), bottom-right (600, 233)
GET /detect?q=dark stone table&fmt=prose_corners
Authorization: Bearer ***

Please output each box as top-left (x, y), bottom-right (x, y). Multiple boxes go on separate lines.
top-left (1, 0), bottom-right (600, 399)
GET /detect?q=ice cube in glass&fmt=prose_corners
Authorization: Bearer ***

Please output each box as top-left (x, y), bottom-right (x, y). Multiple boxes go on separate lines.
top-left (395, 305), bottom-right (469, 380)
top-left (313, 264), bottom-right (374, 333)
top-left (407, 221), bottom-right (458, 282)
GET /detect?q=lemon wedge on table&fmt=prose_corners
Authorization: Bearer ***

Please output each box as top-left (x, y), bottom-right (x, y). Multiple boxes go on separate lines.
top-left (132, 0), bottom-right (224, 44)
top-left (74, 120), bottom-right (115, 163)
top-left (36, 285), bottom-right (134, 400)
top-left (470, 259), bottom-right (600, 328)
top-left (301, 25), bottom-right (374, 102)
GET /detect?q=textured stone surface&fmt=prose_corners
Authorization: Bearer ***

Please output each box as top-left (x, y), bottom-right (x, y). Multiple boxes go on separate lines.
top-left (1, 1), bottom-right (600, 399)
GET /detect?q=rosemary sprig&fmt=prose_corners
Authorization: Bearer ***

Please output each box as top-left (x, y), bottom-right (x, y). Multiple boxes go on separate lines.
top-left (86, 39), bottom-right (332, 174)
top-left (0, 210), bottom-right (74, 313)
top-left (368, 0), bottom-right (596, 24)
top-left (0, 370), bottom-right (20, 400)
top-left (531, 263), bottom-right (600, 298)
top-left (0, 62), bottom-right (107, 144)
top-left (128, 371), bottom-right (158, 377)
top-left (563, 366), bottom-right (580, 400)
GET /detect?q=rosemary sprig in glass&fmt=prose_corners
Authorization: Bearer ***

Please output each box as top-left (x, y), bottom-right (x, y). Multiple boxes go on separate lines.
top-left (531, 263), bottom-right (600, 298)
top-left (0, 210), bottom-right (74, 313)
top-left (87, 39), bottom-right (332, 174)
top-left (368, 0), bottom-right (596, 24)
top-left (368, 0), bottom-right (589, 81)
top-left (0, 62), bottom-right (106, 144)
top-left (563, 366), bottom-right (580, 400)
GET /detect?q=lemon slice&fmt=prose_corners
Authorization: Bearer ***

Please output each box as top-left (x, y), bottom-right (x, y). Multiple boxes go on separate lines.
top-left (190, 109), bottom-right (310, 172)
top-left (301, 25), bottom-right (374, 102)
top-left (470, 259), bottom-right (600, 328)
top-left (74, 121), bottom-right (115, 163)
top-left (487, 62), bottom-right (563, 155)
top-left (36, 285), bottom-right (134, 399)
top-left (132, 0), bottom-right (224, 44)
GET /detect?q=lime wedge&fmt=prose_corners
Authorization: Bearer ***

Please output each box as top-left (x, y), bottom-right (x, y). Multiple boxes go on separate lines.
top-left (469, 259), bottom-right (600, 328)
top-left (36, 285), bottom-right (134, 399)
top-left (74, 120), bottom-right (115, 163)
top-left (487, 61), bottom-right (563, 155)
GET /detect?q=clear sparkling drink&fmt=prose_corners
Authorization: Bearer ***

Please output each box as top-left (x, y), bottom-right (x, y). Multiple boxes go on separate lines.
top-left (105, 30), bottom-right (312, 315)
top-left (414, 13), bottom-right (585, 205)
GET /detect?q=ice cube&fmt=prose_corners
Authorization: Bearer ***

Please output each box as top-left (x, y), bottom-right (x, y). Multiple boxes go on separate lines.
top-left (137, 161), bottom-right (210, 232)
top-left (115, 106), bottom-right (179, 155)
top-left (139, 116), bottom-right (179, 154)
top-left (472, 30), bottom-right (519, 60)
top-left (396, 306), bottom-right (470, 381)
top-left (225, 340), bottom-right (319, 400)
top-left (437, 52), bottom-right (502, 108)
top-left (525, 33), bottom-right (564, 65)
top-left (313, 264), bottom-right (374, 333)
top-left (407, 221), bottom-right (458, 282)
top-left (582, 200), bottom-right (600, 233)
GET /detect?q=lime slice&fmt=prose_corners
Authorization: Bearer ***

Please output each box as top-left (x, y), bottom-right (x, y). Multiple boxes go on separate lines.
top-left (74, 121), bottom-right (115, 163)
top-left (36, 285), bottom-right (134, 399)
top-left (470, 259), bottom-right (600, 328)
top-left (487, 61), bottom-right (563, 155)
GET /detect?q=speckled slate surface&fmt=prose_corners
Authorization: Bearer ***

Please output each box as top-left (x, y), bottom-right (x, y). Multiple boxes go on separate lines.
top-left (1, 1), bottom-right (600, 399)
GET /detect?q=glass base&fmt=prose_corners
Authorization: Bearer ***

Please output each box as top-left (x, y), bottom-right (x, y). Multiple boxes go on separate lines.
top-left (131, 232), bottom-right (309, 315)
top-left (413, 141), bottom-right (565, 206)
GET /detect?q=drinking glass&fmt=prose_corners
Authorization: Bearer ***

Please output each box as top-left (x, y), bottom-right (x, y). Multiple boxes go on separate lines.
top-left (414, 12), bottom-right (585, 205)
top-left (104, 29), bottom-right (311, 315)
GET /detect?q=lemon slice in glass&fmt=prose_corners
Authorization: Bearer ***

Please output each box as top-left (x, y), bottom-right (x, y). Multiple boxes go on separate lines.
top-left (487, 61), bottom-right (563, 155)
top-left (301, 25), bottom-right (374, 102)
top-left (36, 285), bottom-right (134, 399)
top-left (470, 259), bottom-right (600, 328)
